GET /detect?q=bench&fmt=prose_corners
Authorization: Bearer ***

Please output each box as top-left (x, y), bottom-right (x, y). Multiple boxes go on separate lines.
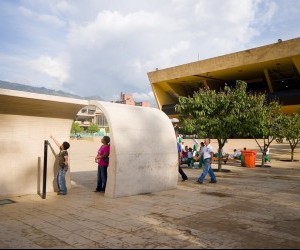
top-left (213, 156), bottom-right (238, 164)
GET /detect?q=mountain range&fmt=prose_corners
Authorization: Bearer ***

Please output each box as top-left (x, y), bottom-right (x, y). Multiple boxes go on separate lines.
top-left (0, 80), bottom-right (103, 101)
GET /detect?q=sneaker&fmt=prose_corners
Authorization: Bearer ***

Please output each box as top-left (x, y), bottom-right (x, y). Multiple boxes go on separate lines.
top-left (195, 180), bottom-right (203, 184)
top-left (57, 192), bottom-right (67, 195)
top-left (182, 178), bottom-right (188, 182)
top-left (209, 181), bottom-right (217, 184)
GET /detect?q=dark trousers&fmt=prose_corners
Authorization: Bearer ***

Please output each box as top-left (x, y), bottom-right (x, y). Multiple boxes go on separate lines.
top-left (97, 166), bottom-right (108, 192)
top-left (178, 166), bottom-right (188, 180)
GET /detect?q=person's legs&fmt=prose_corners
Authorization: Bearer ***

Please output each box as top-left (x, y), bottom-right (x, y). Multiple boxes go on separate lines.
top-left (208, 165), bottom-right (217, 183)
top-left (198, 159), bottom-right (210, 183)
top-left (187, 158), bottom-right (192, 168)
top-left (57, 168), bottom-right (67, 194)
top-left (178, 166), bottom-right (188, 181)
top-left (265, 155), bottom-right (271, 163)
top-left (96, 166), bottom-right (103, 191)
top-left (191, 158), bottom-right (195, 168)
top-left (198, 157), bottom-right (204, 168)
top-left (100, 166), bottom-right (108, 192)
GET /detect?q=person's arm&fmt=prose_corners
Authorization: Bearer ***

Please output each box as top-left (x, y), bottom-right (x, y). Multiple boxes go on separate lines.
top-left (50, 135), bottom-right (60, 148)
top-left (64, 154), bottom-right (69, 166)
top-left (195, 151), bottom-right (203, 161)
top-left (95, 146), bottom-right (109, 161)
top-left (210, 147), bottom-right (214, 163)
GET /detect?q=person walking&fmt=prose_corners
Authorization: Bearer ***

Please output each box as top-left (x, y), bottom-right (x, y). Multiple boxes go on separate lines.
top-left (176, 133), bottom-right (188, 181)
top-left (196, 138), bottom-right (217, 184)
top-left (50, 136), bottom-right (70, 195)
top-left (197, 142), bottom-right (205, 168)
top-left (95, 136), bottom-right (110, 192)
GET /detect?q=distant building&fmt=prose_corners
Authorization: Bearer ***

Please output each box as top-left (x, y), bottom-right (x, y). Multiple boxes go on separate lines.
top-left (115, 92), bottom-right (150, 107)
top-left (75, 105), bottom-right (108, 131)
top-left (75, 92), bottom-right (150, 131)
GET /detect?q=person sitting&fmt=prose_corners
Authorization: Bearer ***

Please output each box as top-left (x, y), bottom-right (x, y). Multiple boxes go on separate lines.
top-left (187, 148), bottom-right (195, 168)
top-left (232, 149), bottom-right (242, 160)
top-left (181, 146), bottom-right (188, 164)
top-left (213, 149), bottom-right (229, 164)
top-left (195, 142), bottom-right (205, 168)
top-left (264, 144), bottom-right (271, 163)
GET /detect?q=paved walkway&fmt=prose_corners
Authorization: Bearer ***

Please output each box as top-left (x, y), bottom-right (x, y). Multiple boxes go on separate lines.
top-left (1, 160), bottom-right (300, 249)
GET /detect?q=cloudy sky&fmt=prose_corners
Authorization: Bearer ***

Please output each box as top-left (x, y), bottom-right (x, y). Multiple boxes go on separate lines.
top-left (0, 0), bottom-right (299, 105)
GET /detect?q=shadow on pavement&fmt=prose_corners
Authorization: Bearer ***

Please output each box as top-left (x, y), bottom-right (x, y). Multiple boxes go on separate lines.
top-left (70, 170), bottom-right (97, 190)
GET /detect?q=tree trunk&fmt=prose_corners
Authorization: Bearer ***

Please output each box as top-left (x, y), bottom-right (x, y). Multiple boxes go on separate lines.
top-left (218, 147), bottom-right (222, 172)
top-left (261, 152), bottom-right (266, 167)
top-left (291, 148), bottom-right (294, 162)
top-left (217, 139), bottom-right (227, 172)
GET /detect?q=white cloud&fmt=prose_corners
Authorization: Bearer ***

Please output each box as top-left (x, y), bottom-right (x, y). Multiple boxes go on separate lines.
top-left (19, 6), bottom-right (65, 27)
top-left (67, 10), bottom-right (177, 49)
top-left (29, 55), bottom-right (69, 84)
top-left (132, 91), bottom-right (154, 102)
top-left (1, 0), bottom-right (299, 101)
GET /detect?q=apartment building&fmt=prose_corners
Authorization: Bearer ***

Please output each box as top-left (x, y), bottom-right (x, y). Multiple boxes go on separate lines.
top-left (75, 105), bottom-right (108, 130)
top-left (116, 92), bottom-right (150, 107)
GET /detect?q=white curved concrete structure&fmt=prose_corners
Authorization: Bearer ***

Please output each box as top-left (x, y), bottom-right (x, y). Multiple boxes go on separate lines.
top-left (90, 101), bottom-right (178, 198)
top-left (0, 89), bottom-right (178, 198)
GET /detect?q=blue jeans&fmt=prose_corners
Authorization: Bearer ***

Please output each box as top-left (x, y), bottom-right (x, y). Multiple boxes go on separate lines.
top-left (97, 166), bottom-right (108, 192)
top-left (198, 158), bottom-right (217, 183)
top-left (57, 167), bottom-right (67, 194)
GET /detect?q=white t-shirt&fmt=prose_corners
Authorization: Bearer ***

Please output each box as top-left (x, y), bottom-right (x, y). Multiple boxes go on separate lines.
top-left (203, 144), bottom-right (214, 159)
top-left (234, 150), bottom-right (241, 158)
top-left (188, 151), bottom-right (193, 158)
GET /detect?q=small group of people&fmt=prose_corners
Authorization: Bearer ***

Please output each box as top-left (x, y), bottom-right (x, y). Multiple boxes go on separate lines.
top-left (49, 132), bottom-right (271, 196)
top-left (177, 135), bottom-right (217, 184)
top-left (50, 135), bottom-right (111, 196)
top-left (177, 135), bottom-right (206, 169)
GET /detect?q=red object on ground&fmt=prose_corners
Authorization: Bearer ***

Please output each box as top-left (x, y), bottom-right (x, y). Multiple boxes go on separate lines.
top-left (241, 150), bottom-right (257, 168)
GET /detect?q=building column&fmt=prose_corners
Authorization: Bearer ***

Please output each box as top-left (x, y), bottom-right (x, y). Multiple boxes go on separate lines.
top-left (292, 57), bottom-right (300, 75)
top-left (264, 69), bottom-right (274, 93)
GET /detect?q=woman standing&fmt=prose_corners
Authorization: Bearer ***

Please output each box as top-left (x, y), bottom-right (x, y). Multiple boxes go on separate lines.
top-left (95, 136), bottom-right (110, 192)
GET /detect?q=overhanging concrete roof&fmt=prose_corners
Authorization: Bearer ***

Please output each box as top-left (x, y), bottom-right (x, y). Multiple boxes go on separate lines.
top-left (0, 88), bottom-right (89, 119)
top-left (148, 37), bottom-right (300, 84)
top-left (148, 37), bottom-right (300, 115)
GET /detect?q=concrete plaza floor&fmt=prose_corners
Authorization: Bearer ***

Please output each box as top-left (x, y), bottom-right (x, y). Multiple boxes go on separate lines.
top-left (0, 140), bottom-right (300, 249)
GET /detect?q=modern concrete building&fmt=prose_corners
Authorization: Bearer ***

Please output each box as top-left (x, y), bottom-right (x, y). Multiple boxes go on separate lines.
top-left (0, 89), bottom-right (177, 198)
top-left (75, 105), bottom-right (109, 131)
top-left (148, 37), bottom-right (300, 117)
top-left (116, 92), bottom-right (150, 107)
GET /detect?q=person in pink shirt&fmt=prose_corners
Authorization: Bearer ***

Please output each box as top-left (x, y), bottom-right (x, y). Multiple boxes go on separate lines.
top-left (94, 136), bottom-right (110, 192)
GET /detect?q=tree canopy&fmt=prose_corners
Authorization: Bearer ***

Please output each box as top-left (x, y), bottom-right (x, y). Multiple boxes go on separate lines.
top-left (278, 112), bottom-right (300, 161)
top-left (176, 80), bottom-right (282, 169)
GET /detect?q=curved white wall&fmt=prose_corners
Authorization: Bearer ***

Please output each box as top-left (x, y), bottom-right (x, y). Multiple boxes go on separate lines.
top-left (0, 89), bottom-right (178, 198)
top-left (90, 101), bottom-right (178, 198)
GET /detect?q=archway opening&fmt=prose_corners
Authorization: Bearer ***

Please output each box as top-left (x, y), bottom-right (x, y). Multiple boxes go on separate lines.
top-left (68, 104), bottom-right (111, 193)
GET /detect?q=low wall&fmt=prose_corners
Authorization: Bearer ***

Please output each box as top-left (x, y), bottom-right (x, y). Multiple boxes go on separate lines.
top-left (0, 89), bottom-right (88, 196)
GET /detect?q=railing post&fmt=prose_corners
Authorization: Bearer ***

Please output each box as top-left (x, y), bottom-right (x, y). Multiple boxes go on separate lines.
top-left (42, 140), bottom-right (48, 199)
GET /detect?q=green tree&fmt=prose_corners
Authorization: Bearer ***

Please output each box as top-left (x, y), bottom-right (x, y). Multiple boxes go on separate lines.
top-left (278, 113), bottom-right (300, 161)
top-left (71, 121), bottom-right (83, 134)
top-left (246, 98), bottom-right (282, 167)
top-left (87, 123), bottom-right (99, 134)
top-left (177, 81), bottom-right (257, 171)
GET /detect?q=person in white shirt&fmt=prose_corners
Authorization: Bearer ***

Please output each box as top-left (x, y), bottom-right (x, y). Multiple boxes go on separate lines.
top-left (196, 138), bottom-right (217, 184)
top-left (231, 149), bottom-right (242, 160)
top-left (264, 144), bottom-right (271, 163)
